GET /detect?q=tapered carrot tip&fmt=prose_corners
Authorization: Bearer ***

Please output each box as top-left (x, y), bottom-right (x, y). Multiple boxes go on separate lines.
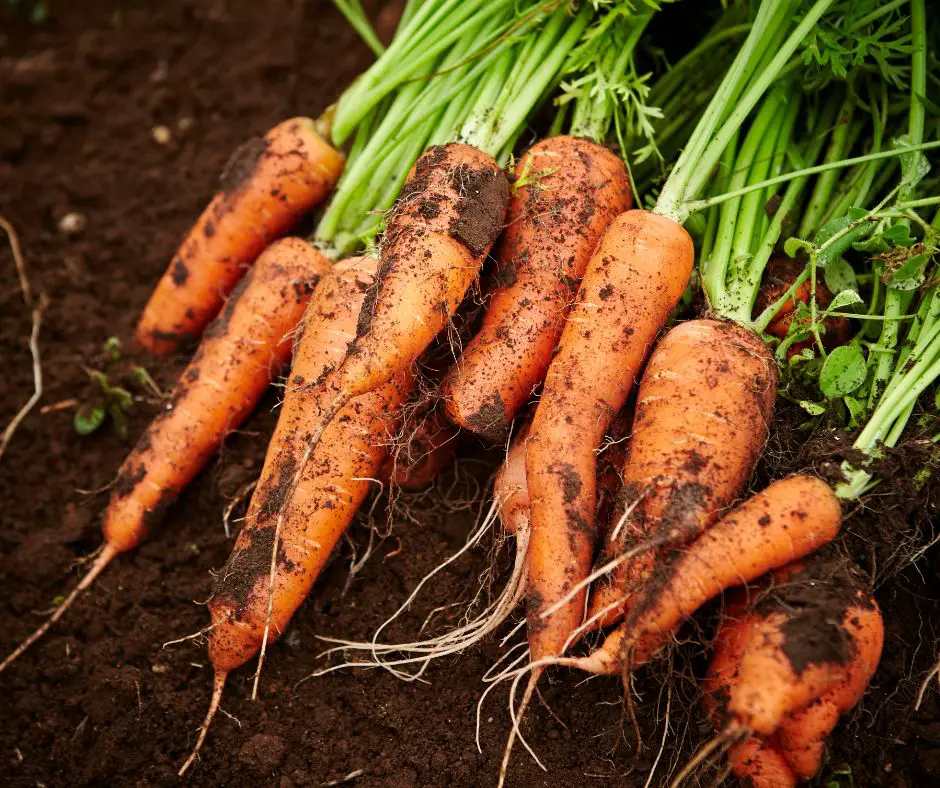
top-left (0, 543), bottom-right (118, 673)
top-left (179, 670), bottom-right (228, 776)
top-left (136, 117), bottom-right (343, 355)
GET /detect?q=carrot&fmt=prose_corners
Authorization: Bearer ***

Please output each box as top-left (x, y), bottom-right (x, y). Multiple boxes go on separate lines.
top-left (775, 613), bottom-right (884, 778)
top-left (727, 737), bottom-right (797, 788)
top-left (588, 319), bottom-right (776, 630)
top-left (0, 238), bottom-right (328, 674)
top-left (381, 407), bottom-right (460, 491)
top-left (180, 256), bottom-right (412, 774)
top-left (440, 136), bottom-right (631, 440)
top-left (136, 118), bottom-right (344, 355)
top-left (261, 143), bottom-right (508, 568)
top-left (681, 558), bottom-right (884, 787)
top-left (336, 143), bottom-right (508, 399)
top-left (490, 210), bottom-right (691, 787)
top-left (495, 419), bottom-right (532, 537)
top-left (754, 256), bottom-right (850, 348)
top-left (699, 589), bottom-right (799, 787)
top-left (524, 209), bottom-right (693, 664)
top-left (569, 475), bottom-right (842, 677)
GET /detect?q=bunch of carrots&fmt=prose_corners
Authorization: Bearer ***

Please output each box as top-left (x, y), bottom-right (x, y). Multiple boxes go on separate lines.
top-left (3, 1), bottom-right (939, 784)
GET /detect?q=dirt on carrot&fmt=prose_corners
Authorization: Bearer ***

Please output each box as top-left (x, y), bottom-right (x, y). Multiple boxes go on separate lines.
top-left (2, 3), bottom-right (940, 788)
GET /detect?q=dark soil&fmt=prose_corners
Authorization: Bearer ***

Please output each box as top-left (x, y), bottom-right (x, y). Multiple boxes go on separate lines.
top-left (1, 3), bottom-right (939, 787)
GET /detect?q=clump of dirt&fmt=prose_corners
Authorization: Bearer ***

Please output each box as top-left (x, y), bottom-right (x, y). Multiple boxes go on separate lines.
top-left (447, 161), bottom-right (510, 258)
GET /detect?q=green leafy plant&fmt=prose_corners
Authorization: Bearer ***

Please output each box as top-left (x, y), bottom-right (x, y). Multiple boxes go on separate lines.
top-left (73, 337), bottom-right (163, 439)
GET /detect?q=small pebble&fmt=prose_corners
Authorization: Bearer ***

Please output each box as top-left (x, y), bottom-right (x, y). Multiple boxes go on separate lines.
top-left (152, 125), bottom-right (172, 145)
top-left (58, 212), bottom-right (86, 235)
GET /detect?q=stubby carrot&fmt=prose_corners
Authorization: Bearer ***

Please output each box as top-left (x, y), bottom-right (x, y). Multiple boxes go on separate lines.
top-left (569, 475), bottom-right (842, 677)
top-left (588, 319), bottom-right (776, 629)
top-left (441, 136), bottom-right (631, 440)
top-left (686, 560), bottom-right (884, 787)
top-left (0, 237), bottom-right (329, 673)
top-left (180, 256), bottom-right (412, 774)
top-left (136, 118), bottom-right (344, 354)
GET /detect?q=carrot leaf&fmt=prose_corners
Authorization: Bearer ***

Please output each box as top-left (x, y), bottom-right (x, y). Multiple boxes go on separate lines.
top-left (74, 401), bottom-right (106, 436)
top-left (820, 344), bottom-right (868, 398)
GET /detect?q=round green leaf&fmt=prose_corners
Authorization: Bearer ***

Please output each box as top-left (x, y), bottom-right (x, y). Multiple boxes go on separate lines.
top-left (824, 257), bottom-right (858, 296)
top-left (819, 345), bottom-right (867, 399)
top-left (74, 401), bottom-right (106, 435)
top-left (826, 289), bottom-right (863, 313)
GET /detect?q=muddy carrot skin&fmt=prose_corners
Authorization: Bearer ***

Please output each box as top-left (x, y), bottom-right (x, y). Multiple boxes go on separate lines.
top-left (272, 144), bottom-right (509, 535)
top-left (107, 238), bottom-right (329, 551)
top-left (207, 256), bottom-right (411, 673)
top-left (330, 144), bottom-right (510, 402)
top-left (136, 118), bottom-right (344, 354)
top-left (441, 136), bottom-right (631, 440)
top-left (524, 209), bottom-right (693, 661)
top-left (0, 238), bottom-right (328, 674)
top-left (588, 319), bottom-right (776, 628)
top-left (775, 611), bottom-right (884, 778)
top-left (570, 475), bottom-right (842, 677)
top-left (697, 563), bottom-right (883, 786)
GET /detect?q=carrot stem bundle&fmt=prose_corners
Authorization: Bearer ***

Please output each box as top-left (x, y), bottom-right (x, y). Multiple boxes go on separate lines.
top-left (0, 238), bottom-right (329, 673)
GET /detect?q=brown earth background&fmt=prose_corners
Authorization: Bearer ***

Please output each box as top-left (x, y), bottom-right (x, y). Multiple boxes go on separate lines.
top-left (2, 2), bottom-right (940, 786)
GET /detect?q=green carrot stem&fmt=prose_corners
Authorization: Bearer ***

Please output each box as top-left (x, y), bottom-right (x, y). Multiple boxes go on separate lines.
top-left (702, 89), bottom-right (785, 311)
top-left (334, 0), bottom-right (385, 57)
top-left (654, 0), bottom-right (800, 221)
top-left (797, 91), bottom-right (856, 239)
top-left (684, 141), bottom-right (940, 214)
top-left (661, 0), bottom-right (838, 222)
top-left (476, 4), bottom-right (591, 157)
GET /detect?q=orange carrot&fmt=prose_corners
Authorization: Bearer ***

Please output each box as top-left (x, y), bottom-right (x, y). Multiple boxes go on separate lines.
top-left (381, 407), bottom-right (460, 491)
top-left (570, 475), bottom-right (842, 677)
top-left (180, 255), bottom-right (411, 774)
top-left (756, 256), bottom-right (850, 349)
top-left (699, 589), bottom-right (799, 787)
top-left (331, 144), bottom-right (509, 402)
top-left (493, 420), bottom-right (532, 542)
top-left (441, 136), bottom-right (631, 440)
top-left (136, 118), bottom-right (344, 354)
top-left (494, 212), bottom-right (691, 787)
top-left (260, 143), bottom-right (508, 571)
top-left (726, 737), bottom-right (797, 788)
top-left (524, 209), bottom-right (693, 664)
top-left (685, 558), bottom-right (884, 787)
top-left (588, 319), bottom-right (776, 630)
top-left (0, 237), bottom-right (329, 673)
